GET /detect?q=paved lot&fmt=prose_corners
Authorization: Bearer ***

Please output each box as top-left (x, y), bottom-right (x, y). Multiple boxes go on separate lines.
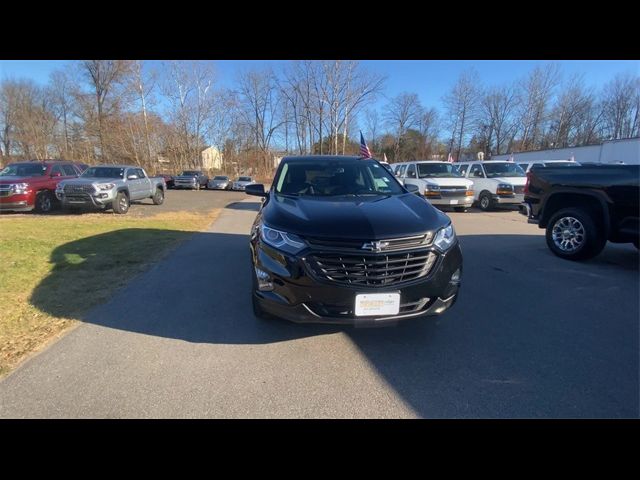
top-left (0, 201), bottom-right (637, 418)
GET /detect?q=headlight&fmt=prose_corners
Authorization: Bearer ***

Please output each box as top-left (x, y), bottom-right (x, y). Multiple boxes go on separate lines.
top-left (96, 183), bottom-right (115, 191)
top-left (260, 224), bottom-right (306, 254)
top-left (424, 184), bottom-right (440, 191)
top-left (433, 223), bottom-right (456, 252)
top-left (496, 183), bottom-right (514, 195)
top-left (11, 183), bottom-right (29, 194)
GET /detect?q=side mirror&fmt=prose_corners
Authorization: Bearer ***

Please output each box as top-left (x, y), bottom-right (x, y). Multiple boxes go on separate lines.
top-left (405, 184), bottom-right (420, 195)
top-left (127, 174), bottom-right (138, 180)
top-left (474, 171), bottom-right (484, 177)
top-left (245, 183), bottom-right (267, 197)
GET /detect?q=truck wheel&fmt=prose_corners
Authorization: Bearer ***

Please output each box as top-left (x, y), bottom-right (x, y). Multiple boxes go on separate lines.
top-left (113, 191), bottom-right (130, 214)
top-left (34, 191), bottom-right (54, 213)
top-left (479, 191), bottom-right (494, 211)
top-left (152, 188), bottom-right (164, 205)
top-left (545, 207), bottom-right (606, 261)
top-left (454, 206), bottom-right (468, 213)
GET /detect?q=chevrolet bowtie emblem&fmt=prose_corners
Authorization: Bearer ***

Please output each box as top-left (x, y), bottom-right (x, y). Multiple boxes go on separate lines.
top-left (362, 240), bottom-right (389, 252)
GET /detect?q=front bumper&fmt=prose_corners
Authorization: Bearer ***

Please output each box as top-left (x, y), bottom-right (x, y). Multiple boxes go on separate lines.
top-left (58, 190), bottom-right (115, 208)
top-left (209, 183), bottom-right (229, 190)
top-left (252, 240), bottom-right (463, 325)
top-left (233, 185), bottom-right (247, 191)
top-left (0, 191), bottom-right (35, 212)
top-left (493, 193), bottom-right (524, 205)
top-left (427, 195), bottom-right (474, 207)
top-left (174, 180), bottom-right (198, 189)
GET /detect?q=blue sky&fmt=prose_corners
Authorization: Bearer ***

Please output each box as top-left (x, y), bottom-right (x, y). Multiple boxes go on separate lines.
top-left (1, 59), bottom-right (638, 113)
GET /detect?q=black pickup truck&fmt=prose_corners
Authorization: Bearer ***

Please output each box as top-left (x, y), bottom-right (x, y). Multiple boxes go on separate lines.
top-left (521, 165), bottom-right (639, 260)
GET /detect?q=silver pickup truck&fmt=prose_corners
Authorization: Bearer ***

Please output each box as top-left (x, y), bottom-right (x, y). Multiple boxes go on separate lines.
top-left (55, 165), bottom-right (166, 214)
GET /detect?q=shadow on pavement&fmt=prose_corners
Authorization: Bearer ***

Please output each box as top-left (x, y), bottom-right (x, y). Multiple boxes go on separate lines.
top-left (225, 201), bottom-right (262, 212)
top-left (29, 227), bottom-right (639, 418)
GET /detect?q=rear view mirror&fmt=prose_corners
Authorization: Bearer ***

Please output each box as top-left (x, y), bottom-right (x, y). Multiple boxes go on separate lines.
top-left (405, 184), bottom-right (420, 195)
top-left (246, 184), bottom-right (267, 197)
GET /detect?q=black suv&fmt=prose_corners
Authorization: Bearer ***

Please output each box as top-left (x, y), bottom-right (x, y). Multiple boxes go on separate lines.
top-left (245, 156), bottom-right (463, 325)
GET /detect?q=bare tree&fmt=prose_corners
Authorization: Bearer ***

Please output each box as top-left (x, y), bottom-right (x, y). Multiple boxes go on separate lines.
top-left (479, 84), bottom-right (518, 155)
top-left (443, 69), bottom-right (481, 161)
top-left (80, 60), bottom-right (133, 161)
top-left (601, 72), bottom-right (640, 140)
top-left (516, 64), bottom-right (560, 150)
top-left (383, 92), bottom-right (423, 161)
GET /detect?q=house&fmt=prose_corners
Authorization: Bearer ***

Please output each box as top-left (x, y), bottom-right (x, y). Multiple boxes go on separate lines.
top-left (201, 146), bottom-right (223, 170)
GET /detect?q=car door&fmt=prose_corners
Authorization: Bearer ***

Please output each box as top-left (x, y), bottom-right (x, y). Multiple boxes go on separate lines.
top-left (468, 164), bottom-right (488, 200)
top-left (125, 168), bottom-right (140, 199)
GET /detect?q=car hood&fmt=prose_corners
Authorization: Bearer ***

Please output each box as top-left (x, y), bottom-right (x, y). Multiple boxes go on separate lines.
top-left (417, 177), bottom-right (473, 187)
top-left (60, 177), bottom-right (117, 185)
top-left (263, 193), bottom-right (450, 240)
top-left (0, 175), bottom-right (47, 184)
top-left (486, 176), bottom-right (527, 186)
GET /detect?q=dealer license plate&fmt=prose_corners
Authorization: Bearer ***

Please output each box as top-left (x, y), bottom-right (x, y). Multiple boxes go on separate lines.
top-left (354, 293), bottom-right (400, 317)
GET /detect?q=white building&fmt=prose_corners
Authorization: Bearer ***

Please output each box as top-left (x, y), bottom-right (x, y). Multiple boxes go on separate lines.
top-left (491, 138), bottom-right (639, 165)
top-left (201, 146), bottom-right (223, 170)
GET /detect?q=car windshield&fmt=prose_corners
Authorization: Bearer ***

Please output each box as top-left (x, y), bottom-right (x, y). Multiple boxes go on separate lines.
top-left (483, 163), bottom-right (526, 178)
top-left (214, 176), bottom-right (228, 180)
top-left (417, 163), bottom-right (463, 178)
top-left (274, 159), bottom-right (406, 197)
top-left (180, 171), bottom-right (200, 176)
top-left (82, 167), bottom-right (125, 179)
top-left (0, 163), bottom-right (47, 177)
top-left (239, 177), bottom-right (252, 182)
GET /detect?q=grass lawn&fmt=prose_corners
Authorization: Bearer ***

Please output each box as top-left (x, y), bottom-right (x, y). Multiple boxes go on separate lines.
top-left (0, 209), bottom-right (219, 377)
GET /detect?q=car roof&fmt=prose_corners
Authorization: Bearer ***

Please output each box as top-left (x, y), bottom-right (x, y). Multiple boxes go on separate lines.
top-left (281, 155), bottom-right (377, 163)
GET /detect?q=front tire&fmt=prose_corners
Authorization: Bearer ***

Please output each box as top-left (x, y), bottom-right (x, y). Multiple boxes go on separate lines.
top-left (152, 188), bottom-right (164, 205)
top-left (478, 191), bottom-right (494, 211)
top-left (113, 191), bottom-right (130, 214)
top-left (34, 190), bottom-right (54, 213)
top-left (545, 207), bottom-right (606, 261)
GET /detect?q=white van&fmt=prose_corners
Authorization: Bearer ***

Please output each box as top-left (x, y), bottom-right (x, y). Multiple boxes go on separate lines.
top-left (394, 160), bottom-right (475, 212)
top-left (455, 161), bottom-right (527, 211)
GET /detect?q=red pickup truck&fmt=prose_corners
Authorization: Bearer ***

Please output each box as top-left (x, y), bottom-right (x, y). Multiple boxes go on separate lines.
top-left (0, 161), bottom-right (85, 213)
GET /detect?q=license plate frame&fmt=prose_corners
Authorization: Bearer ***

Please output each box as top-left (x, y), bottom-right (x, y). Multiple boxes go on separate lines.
top-left (354, 292), bottom-right (401, 317)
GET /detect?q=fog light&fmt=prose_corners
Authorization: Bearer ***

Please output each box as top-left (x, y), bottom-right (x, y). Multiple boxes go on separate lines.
top-left (451, 268), bottom-right (461, 282)
top-left (255, 267), bottom-right (273, 291)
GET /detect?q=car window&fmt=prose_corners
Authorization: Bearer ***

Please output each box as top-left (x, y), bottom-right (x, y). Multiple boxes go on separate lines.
top-left (456, 164), bottom-right (469, 176)
top-left (398, 165), bottom-right (407, 177)
top-left (517, 163), bottom-right (529, 171)
top-left (50, 165), bottom-right (64, 176)
top-left (406, 164), bottom-right (417, 178)
top-left (62, 164), bottom-right (78, 176)
top-left (469, 164), bottom-right (485, 178)
top-left (137, 168), bottom-right (146, 179)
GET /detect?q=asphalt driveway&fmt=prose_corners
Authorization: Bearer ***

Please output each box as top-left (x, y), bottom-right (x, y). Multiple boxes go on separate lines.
top-left (0, 202), bottom-right (637, 418)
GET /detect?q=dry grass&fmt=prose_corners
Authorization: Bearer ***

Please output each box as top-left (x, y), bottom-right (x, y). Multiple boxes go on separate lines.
top-left (0, 209), bottom-right (220, 377)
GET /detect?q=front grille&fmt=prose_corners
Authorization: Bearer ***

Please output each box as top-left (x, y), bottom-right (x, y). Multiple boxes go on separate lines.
top-left (305, 234), bottom-right (432, 252)
top-left (305, 250), bottom-right (438, 287)
top-left (0, 190), bottom-right (9, 197)
top-left (65, 194), bottom-right (91, 202)
top-left (64, 184), bottom-right (94, 194)
top-left (514, 185), bottom-right (524, 194)
top-left (306, 297), bottom-right (433, 318)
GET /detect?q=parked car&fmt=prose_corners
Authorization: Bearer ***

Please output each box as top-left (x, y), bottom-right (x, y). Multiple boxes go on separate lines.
top-left (232, 176), bottom-right (254, 191)
top-left (0, 160), bottom-right (83, 213)
top-left (157, 174), bottom-right (174, 189)
top-left (455, 161), bottom-right (527, 211)
top-left (55, 165), bottom-right (166, 214)
top-left (244, 155), bottom-right (462, 325)
top-left (173, 170), bottom-right (209, 190)
top-left (521, 164), bottom-right (639, 260)
top-left (517, 159), bottom-right (580, 172)
top-left (394, 160), bottom-right (475, 212)
top-left (208, 175), bottom-right (232, 190)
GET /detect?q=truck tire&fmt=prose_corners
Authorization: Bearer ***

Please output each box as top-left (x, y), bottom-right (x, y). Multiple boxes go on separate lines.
top-left (545, 207), bottom-right (606, 261)
top-left (113, 191), bottom-right (130, 214)
top-left (478, 191), bottom-right (494, 211)
top-left (34, 190), bottom-right (54, 213)
top-left (152, 188), bottom-right (164, 205)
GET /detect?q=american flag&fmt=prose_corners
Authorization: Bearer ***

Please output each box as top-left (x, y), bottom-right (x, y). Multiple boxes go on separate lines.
top-left (360, 131), bottom-right (372, 158)
top-left (508, 153), bottom-right (514, 162)
top-left (383, 152), bottom-right (388, 163)
top-left (447, 152), bottom-right (454, 163)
